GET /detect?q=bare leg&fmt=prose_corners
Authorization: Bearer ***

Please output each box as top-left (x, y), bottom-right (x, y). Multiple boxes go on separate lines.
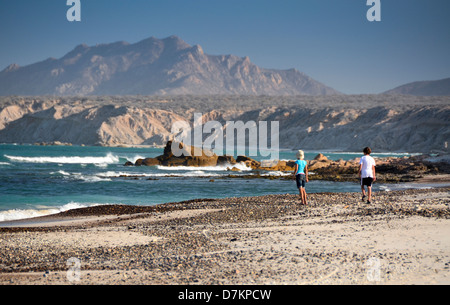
top-left (367, 186), bottom-right (372, 203)
top-left (298, 188), bottom-right (303, 204)
top-left (300, 188), bottom-right (307, 205)
top-left (361, 185), bottom-right (366, 200)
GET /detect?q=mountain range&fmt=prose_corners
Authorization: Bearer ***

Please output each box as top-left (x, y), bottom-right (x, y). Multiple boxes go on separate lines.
top-left (0, 35), bottom-right (340, 96)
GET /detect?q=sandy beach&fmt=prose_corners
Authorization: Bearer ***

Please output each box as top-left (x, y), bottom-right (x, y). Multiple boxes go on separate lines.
top-left (0, 184), bottom-right (449, 285)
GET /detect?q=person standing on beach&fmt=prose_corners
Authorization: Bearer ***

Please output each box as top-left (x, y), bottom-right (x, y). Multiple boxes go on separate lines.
top-left (359, 147), bottom-right (376, 204)
top-left (294, 150), bottom-right (308, 205)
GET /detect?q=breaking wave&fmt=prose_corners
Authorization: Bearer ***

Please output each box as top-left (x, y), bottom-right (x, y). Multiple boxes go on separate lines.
top-left (0, 202), bottom-right (101, 222)
top-left (4, 153), bottom-right (119, 165)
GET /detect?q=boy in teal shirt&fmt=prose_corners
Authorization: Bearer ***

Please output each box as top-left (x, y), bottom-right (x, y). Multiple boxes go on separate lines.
top-left (293, 150), bottom-right (308, 205)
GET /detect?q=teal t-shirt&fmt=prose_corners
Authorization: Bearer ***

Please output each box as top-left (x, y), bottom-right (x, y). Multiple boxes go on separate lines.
top-left (295, 160), bottom-right (307, 175)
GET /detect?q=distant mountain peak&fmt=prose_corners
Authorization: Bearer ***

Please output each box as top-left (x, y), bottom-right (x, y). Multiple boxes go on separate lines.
top-left (383, 77), bottom-right (450, 96)
top-left (161, 35), bottom-right (190, 50)
top-left (0, 35), bottom-right (340, 96)
top-left (76, 43), bottom-right (89, 49)
top-left (192, 45), bottom-right (204, 55)
top-left (2, 63), bottom-right (20, 73)
top-left (164, 35), bottom-right (185, 42)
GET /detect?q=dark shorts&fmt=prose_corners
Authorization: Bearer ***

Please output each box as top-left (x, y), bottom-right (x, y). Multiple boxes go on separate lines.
top-left (296, 174), bottom-right (306, 188)
top-left (361, 177), bottom-right (374, 187)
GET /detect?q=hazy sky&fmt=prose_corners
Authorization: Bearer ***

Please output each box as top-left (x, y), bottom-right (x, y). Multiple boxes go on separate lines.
top-left (0, 0), bottom-right (449, 94)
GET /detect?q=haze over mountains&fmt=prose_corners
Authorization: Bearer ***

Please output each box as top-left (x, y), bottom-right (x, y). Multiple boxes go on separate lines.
top-left (0, 35), bottom-right (341, 96)
top-left (383, 78), bottom-right (450, 96)
top-left (0, 36), bottom-right (448, 153)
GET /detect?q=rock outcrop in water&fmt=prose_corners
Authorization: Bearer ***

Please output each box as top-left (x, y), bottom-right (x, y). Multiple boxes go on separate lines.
top-left (129, 141), bottom-right (450, 183)
top-left (133, 141), bottom-right (219, 167)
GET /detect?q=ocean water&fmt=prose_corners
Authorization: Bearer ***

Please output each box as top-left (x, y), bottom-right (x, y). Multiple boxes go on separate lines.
top-left (0, 144), bottom-right (418, 222)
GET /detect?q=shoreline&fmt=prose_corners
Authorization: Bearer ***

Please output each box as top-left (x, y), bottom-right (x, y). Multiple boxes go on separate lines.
top-left (1, 174), bottom-right (450, 226)
top-left (1, 174), bottom-right (449, 226)
top-left (0, 186), bottom-right (449, 285)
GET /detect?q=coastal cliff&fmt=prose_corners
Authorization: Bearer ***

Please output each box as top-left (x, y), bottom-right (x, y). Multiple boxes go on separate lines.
top-left (0, 95), bottom-right (449, 153)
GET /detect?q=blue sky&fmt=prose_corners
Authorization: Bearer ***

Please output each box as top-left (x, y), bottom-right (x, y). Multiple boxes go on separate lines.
top-left (0, 0), bottom-right (449, 94)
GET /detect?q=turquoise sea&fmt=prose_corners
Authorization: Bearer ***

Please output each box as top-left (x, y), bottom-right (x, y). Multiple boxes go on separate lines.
top-left (0, 144), bottom-right (419, 222)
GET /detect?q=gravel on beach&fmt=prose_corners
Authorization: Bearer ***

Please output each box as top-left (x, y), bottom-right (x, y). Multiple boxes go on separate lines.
top-left (0, 187), bottom-right (449, 285)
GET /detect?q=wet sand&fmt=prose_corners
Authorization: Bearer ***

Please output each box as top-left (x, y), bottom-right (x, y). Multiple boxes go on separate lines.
top-left (0, 186), bottom-right (449, 285)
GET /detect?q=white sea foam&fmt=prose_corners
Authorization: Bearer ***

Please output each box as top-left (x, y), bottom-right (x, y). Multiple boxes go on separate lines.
top-left (68, 172), bottom-right (111, 182)
top-left (50, 170), bottom-right (111, 182)
top-left (123, 155), bottom-right (146, 163)
top-left (0, 202), bottom-right (101, 222)
top-left (0, 162), bottom-right (11, 165)
top-left (379, 183), bottom-right (444, 192)
top-left (97, 164), bottom-right (252, 179)
top-left (260, 171), bottom-right (291, 177)
top-left (0, 209), bottom-right (56, 222)
top-left (4, 153), bottom-right (119, 164)
top-left (101, 171), bottom-right (137, 177)
top-left (98, 170), bottom-right (223, 178)
top-left (156, 162), bottom-right (252, 172)
top-left (50, 170), bottom-right (71, 176)
top-left (79, 174), bottom-right (111, 182)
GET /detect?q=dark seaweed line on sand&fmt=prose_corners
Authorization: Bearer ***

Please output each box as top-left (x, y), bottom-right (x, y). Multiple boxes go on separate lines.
top-left (0, 187), bottom-right (448, 233)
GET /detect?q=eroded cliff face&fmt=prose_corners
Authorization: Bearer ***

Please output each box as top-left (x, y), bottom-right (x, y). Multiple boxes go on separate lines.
top-left (0, 95), bottom-right (448, 153)
top-left (0, 100), bottom-right (184, 146)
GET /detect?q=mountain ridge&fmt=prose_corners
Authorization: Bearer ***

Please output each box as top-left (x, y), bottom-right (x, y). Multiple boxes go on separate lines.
top-left (0, 35), bottom-right (340, 96)
top-left (1, 95), bottom-right (448, 153)
top-left (383, 77), bottom-right (450, 96)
